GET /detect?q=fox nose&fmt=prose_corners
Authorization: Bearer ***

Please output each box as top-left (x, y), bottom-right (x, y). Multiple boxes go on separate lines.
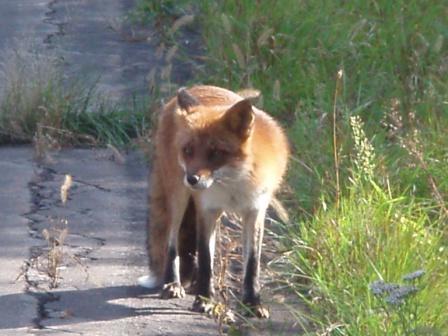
top-left (186, 174), bottom-right (200, 186)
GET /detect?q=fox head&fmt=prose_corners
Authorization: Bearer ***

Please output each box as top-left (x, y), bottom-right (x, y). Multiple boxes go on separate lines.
top-left (175, 88), bottom-right (254, 190)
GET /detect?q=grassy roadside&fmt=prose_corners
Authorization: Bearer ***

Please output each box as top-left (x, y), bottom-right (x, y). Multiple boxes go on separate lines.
top-left (135, 0), bottom-right (448, 334)
top-left (0, 41), bottom-right (151, 149)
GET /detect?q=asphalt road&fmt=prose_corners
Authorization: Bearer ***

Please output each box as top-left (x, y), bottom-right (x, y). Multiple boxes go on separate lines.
top-left (0, 1), bottom-right (55, 51)
top-left (0, 147), bottom-right (37, 335)
top-left (0, 147), bottom-right (219, 335)
top-left (0, 0), bottom-right (163, 100)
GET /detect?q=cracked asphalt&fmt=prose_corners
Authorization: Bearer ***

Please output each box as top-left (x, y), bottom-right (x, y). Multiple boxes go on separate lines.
top-left (1, 147), bottom-right (219, 335)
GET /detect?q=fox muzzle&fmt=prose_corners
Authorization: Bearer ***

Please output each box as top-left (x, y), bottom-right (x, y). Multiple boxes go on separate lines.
top-left (184, 173), bottom-right (214, 190)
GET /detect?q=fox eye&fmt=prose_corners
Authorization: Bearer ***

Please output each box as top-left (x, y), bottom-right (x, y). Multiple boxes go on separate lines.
top-left (183, 145), bottom-right (194, 158)
top-left (208, 148), bottom-right (227, 161)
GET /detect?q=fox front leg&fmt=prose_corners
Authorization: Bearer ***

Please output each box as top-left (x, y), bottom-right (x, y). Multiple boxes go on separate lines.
top-left (192, 209), bottom-right (220, 314)
top-left (160, 191), bottom-right (190, 299)
top-left (160, 246), bottom-right (185, 299)
top-left (242, 206), bottom-right (270, 318)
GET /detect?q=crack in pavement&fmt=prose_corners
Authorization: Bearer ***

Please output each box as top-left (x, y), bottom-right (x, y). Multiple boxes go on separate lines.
top-left (43, 0), bottom-right (65, 45)
top-left (42, 166), bottom-right (113, 192)
top-left (70, 178), bottom-right (112, 193)
top-left (24, 165), bottom-right (106, 331)
top-left (30, 292), bottom-right (59, 330)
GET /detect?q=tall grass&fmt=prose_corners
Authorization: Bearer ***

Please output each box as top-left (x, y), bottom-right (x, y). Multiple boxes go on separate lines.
top-left (291, 182), bottom-right (447, 334)
top-left (287, 116), bottom-right (447, 334)
top-left (137, 0), bottom-right (448, 333)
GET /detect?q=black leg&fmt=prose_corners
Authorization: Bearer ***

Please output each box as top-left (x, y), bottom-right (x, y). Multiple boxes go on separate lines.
top-left (196, 235), bottom-right (214, 298)
top-left (243, 252), bottom-right (261, 306)
top-left (242, 207), bottom-right (270, 318)
top-left (159, 190), bottom-right (190, 300)
top-left (179, 198), bottom-right (197, 288)
top-left (163, 245), bottom-right (179, 284)
top-left (192, 209), bottom-right (220, 313)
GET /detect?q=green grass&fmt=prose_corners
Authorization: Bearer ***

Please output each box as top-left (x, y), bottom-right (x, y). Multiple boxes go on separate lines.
top-left (136, 0), bottom-right (448, 334)
top-left (289, 182), bottom-right (447, 334)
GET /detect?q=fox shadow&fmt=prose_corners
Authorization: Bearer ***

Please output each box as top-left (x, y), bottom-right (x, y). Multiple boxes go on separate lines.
top-left (0, 285), bottom-right (197, 330)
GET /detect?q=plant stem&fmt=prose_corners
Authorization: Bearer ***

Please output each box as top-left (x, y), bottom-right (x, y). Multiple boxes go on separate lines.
top-left (332, 69), bottom-right (343, 208)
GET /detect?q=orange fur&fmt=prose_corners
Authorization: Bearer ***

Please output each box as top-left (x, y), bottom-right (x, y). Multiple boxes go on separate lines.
top-left (145, 86), bottom-right (289, 314)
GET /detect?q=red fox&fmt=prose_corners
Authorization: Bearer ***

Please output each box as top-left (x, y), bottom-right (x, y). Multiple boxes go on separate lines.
top-left (139, 85), bottom-right (289, 318)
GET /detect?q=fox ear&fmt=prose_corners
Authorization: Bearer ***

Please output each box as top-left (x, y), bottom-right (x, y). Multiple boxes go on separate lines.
top-left (177, 88), bottom-right (199, 114)
top-left (224, 99), bottom-right (254, 139)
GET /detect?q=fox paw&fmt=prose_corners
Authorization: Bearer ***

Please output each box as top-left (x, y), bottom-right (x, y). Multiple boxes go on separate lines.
top-left (253, 304), bottom-right (270, 318)
top-left (243, 303), bottom-right (270, 319)
top-left (160, 282), bottom-right (185, 299)
top-left (192, 296), bottom-right (214, 315)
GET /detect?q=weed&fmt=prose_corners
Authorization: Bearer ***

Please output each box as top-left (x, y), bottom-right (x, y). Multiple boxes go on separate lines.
top-left (349, 115), bottom-right (376, 183)
top-left (369, 270), bottom-right (430, 335)
top-left (60, 174), bottom-right (73, 205)
top-left (37, 174), bottom-right (89, 289)
top-left (41, 222), bottom-right (68, 289)
top-left (40, 175), bottom-right (73, 288)
top-left (332, 69), bottom-right (344, 208)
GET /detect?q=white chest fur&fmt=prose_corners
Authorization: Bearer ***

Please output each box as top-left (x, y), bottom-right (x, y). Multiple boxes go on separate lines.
top-left (198, 176), bottom-right (270, 214)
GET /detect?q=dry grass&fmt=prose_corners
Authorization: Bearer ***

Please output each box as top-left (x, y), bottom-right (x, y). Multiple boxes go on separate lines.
top-left (39, 175), bottom-right (73, 288)
top-left (0, 39), bottom-right (61, 142)
top-left (0, 38), bottom-right (150, 148)
top-left (27, 174), bottom-right (88, 289)
top-left (41, 222), bottom-right (68, 289)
